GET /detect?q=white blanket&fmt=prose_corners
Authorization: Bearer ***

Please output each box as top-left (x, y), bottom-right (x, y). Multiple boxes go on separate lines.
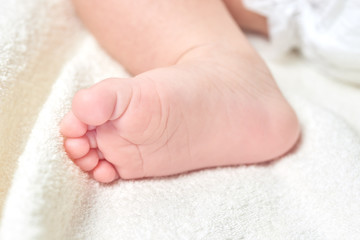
top-left (1, 0), bottom-right (360, 239)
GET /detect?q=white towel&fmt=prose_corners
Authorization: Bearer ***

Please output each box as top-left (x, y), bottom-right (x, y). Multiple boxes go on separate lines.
top-left (1, 0), bottom-right (360, 239)
top-left (0, 0), bottom-right (83, 217)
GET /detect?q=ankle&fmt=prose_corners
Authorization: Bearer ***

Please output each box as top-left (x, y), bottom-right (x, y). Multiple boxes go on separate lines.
top-left (175, 42), bottom-right (259, 66)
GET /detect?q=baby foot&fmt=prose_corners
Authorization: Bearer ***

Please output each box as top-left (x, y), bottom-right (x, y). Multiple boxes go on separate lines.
top-left (60, 46), bottom-right (300, 183)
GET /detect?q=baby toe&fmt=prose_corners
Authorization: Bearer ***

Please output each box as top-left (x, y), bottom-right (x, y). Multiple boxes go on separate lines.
top-left (73, 149), bottom-right (99, 172)
top-left (71, 78), bottom-right (133, 126)
top-left (72, 86), bottom-right (116, 126)
top-left (91, 160), bottom-right (119, 183)
top-left (64, 136), bottom-right (90, 159)
top-left (60, 111), bottom-right (87, 137)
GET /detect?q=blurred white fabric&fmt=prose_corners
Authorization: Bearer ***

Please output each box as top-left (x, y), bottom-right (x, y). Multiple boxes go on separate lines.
top-left (244, 0), bottom-right (360, 84)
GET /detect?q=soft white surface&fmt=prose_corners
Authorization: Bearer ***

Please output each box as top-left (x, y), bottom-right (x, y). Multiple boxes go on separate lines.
top-left (244, 0), bottom-right (360, 84)
top-left (1, 0), bottom-right (360, 239)
top-left (0, 0), bottom-right (83, 218)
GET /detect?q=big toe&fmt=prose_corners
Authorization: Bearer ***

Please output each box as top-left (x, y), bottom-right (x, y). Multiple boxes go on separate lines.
top-left (72, 78), bottom-right (133, 126)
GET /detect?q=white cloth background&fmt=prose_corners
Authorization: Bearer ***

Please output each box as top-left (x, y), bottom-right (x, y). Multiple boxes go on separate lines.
top-left (244, 0), bottom-right (360, 84)
top-left (1, 0), bottom-right (360, 239)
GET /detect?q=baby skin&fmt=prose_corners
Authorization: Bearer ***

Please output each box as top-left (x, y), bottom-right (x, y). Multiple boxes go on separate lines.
top-left (60, 0), bottom-right (300, 183)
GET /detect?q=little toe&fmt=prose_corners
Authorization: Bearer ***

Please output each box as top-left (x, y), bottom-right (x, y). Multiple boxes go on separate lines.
top-left (91, 160), bottom-right (119, 183)
top-left (60, 111), bottom-right (87, 137)
top-left (64, 136), bottom-right (90, 159)
top-left (73, 149), bottom-right (99, 172)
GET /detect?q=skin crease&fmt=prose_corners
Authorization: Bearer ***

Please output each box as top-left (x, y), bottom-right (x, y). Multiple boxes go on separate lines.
top-left (60, 0), bottom-right (300, 183)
